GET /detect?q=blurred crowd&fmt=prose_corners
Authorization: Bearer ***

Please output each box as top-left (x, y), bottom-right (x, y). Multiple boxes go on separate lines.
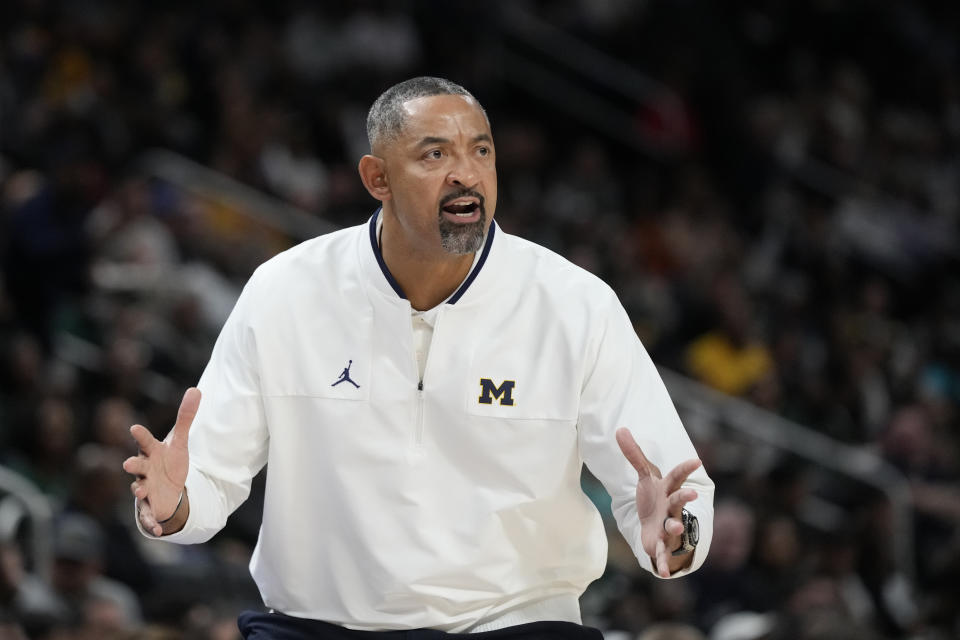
top-left (1, 1), bottom-right (959, 639)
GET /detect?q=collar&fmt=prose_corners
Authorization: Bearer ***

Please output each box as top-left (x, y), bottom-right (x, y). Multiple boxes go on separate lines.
top-left (363, 208), bottom-right (496, 306)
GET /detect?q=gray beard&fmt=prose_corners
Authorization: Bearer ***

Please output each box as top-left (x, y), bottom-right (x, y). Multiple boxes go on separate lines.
top-left (439, 213), bottom-right (486, 255)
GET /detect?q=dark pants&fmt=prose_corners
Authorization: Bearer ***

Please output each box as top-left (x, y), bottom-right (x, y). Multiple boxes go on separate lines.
top-left (237, 611), bottom-right (604, 640)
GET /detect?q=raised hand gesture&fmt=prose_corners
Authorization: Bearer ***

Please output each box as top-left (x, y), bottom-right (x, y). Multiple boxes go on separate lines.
top-left (122, 387), bottom-right (200, 536)
top-left (615, 427), bottom-right (701, 577)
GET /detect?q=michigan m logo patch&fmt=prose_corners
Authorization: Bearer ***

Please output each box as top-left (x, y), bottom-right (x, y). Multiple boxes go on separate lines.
top-left (478, 379), bottom-right (516, 406)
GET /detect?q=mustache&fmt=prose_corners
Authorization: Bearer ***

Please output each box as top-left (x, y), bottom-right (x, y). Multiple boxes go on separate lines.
top-left (439, 189), bottom-right (485, 212)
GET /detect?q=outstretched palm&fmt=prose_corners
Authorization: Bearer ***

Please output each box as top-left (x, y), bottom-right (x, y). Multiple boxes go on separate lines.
top-left (615, 427), bottom-right (701, 577)
top-left (122, 388), bottom-right (200, 536)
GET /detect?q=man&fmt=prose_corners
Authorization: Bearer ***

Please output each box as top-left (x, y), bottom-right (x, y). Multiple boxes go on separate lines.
top-left (123, 77), bottom-right (714, 639)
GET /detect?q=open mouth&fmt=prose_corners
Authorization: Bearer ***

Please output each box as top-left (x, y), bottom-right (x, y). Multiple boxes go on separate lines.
top-left (441, 200), bottom-right (481, 217)
top-left (438, 193), bottom-right (487, 253)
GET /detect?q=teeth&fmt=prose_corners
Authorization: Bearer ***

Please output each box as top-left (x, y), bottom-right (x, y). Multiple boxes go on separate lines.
top-left (444, 199), bottom-right (478, 217)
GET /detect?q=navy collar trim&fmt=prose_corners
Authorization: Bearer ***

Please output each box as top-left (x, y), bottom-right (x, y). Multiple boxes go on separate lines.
top-left (448, 220), bottom-right (495, 304)
top-left (369, 209), bottom-right (406, 299)
top-left (367, 208), bottom-right (496, 305)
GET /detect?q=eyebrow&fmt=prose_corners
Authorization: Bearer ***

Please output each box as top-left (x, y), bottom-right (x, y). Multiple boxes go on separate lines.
top-left (416, 134), bottom-right (493, 148)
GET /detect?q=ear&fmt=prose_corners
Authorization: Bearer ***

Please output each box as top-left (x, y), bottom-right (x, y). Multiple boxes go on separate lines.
top-left (358, 155), bottom-right (391, 202)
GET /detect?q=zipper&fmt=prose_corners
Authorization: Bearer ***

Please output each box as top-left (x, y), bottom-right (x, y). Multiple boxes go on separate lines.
top-left (412, 321), bottom-right (425, 447)
top-left (411, 309), bottom-right (441, 449)
top-left (415, 379), bottom-right (425, 446)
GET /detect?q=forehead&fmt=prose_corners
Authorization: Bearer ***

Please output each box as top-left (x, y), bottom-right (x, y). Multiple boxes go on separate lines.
top-left (398, 94), bottom-right (491, 142)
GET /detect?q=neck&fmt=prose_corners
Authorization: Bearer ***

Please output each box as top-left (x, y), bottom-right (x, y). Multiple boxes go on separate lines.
top-left (380, 215), bottom-right (475, 311)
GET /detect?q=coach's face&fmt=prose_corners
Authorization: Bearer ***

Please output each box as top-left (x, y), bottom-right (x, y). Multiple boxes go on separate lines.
top-left (363, 94), bottom-right (497, 257)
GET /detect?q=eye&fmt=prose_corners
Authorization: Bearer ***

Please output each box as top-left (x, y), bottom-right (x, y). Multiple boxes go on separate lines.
top-left (425, 149), bottom-right (443, 160)
top-left (477, 146), bottom-right (490, 156)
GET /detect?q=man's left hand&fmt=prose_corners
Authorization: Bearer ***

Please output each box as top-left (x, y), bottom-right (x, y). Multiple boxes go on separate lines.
top-left (615, 427), bottom-right (701, 578)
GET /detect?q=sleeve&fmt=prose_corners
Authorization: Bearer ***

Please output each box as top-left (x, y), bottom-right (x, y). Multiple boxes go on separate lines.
top-left (577, 291), bottom-right (714, 578)
top-left (135, 268), bottom-right (269, 544)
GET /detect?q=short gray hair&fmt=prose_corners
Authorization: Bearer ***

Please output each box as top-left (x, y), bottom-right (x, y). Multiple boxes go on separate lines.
top-left (366, 76), bottom-right (485, 152)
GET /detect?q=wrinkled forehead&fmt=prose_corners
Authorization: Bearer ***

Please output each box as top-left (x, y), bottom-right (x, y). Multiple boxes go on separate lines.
top-left (397, 94), bottom-right (491, 142)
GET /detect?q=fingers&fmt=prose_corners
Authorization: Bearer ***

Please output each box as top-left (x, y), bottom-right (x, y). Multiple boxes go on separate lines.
top-left (668, 487), bottom-right (698, 512)
top-left (615, 428), bottom-right (662, 478)
top-left (123, 456), bottom-right (147, 477)
top-left (130, 480), bottom-right (147, 501)
top-left (129, 424), bottom-right (158, 455)
top-left (655, 537), bottom-right (670, 578)
top-left (615, 427), bottom-right (646, 472)
top-left (170, 387), bottom-right (201, 452)
top-left (664, 458), bottom-right (702, 492)
top-left (127, 386), bottom-right (199, 461)
top-left (662, 515), bottom-right (684, 537)
top-left (136, 497), bottom-right (163, 537)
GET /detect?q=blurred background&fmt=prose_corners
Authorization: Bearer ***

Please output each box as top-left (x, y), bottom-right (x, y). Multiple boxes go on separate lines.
top-left (1, 1), bottom-right (958, 639)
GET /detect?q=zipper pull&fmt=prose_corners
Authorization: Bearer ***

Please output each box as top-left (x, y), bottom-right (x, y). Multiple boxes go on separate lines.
top-left (418, 380), bottom-right (424, 391)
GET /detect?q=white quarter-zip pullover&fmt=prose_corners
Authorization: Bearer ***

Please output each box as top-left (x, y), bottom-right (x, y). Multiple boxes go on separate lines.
top-left (146, 211), bottom-right (715, 632)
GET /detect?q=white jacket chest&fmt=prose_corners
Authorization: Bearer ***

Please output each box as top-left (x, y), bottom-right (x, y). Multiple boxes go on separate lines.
top-left (256, 298), bottom-right (581, 417)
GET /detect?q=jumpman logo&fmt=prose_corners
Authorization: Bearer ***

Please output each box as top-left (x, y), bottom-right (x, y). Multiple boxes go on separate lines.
top-left (331, 360), bottom-right (360, 388)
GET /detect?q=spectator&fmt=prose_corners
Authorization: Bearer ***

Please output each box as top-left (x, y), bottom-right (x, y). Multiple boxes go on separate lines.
top-left (0, 537), bottom-right (69, 634)
top-left (709, 611), bottom-right (774, 640)
top-left (0, 0), bottom-right (957, 636)
top-left (49, 513), bottom-right (142, 630)
top-left (638, 621), bottom-right (708, 640)
top-left (690, 499), bottom-right (758, 629)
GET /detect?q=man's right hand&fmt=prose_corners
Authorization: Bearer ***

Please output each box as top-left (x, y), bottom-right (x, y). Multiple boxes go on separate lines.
top-left (122, 387), bottom-right (201, 536)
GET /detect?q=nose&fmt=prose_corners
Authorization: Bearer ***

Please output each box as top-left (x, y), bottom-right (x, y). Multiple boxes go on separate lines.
top-left (446, 155), bottom-right (479, 189)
